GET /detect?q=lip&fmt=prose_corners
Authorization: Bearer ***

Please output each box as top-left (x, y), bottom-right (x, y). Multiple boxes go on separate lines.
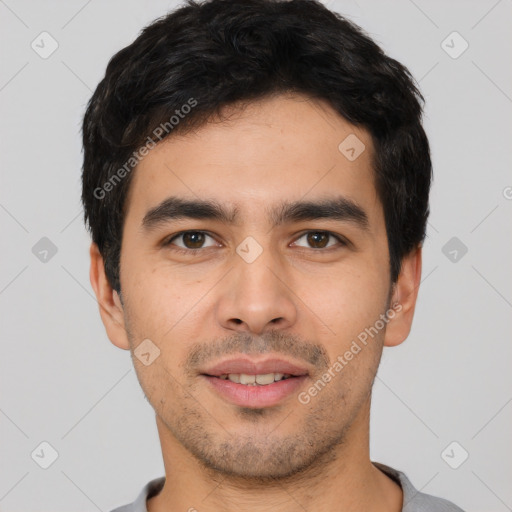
top-left (199, 356), bottom-right (310, 408)
top-left (202, 374), bottom-right (308, 408)
top-left (200, 357), bottom-right (309, 377)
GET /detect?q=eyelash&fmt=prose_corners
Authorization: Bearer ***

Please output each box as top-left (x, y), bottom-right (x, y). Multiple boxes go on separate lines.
top-left (163, 230), bottom-right (348, 255)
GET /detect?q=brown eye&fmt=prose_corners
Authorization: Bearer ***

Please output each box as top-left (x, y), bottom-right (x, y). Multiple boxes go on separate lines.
top-left (165, 231), bottom-right (217, 251)
top-left (307, 232), bottom-right (329, 248)
top-left (294, 231), bottom-right (346, 250)
top-left (181, 231), bottom-right (206, 248)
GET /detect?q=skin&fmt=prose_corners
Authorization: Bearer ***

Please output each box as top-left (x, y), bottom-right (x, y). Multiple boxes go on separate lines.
top-left (90, 92), bottom-right (422, 512)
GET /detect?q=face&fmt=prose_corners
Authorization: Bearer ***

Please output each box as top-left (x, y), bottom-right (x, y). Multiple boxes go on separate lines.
top-left (94, 93), bottom-right (417, 482)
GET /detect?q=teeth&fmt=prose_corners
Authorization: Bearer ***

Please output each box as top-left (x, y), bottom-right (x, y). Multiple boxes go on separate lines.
top-left (220, 373), bottom-right (291, 385)
top-left (256, 373), bottom-right (275, 385)
top-left (239, 374), bottom-right (255, 385)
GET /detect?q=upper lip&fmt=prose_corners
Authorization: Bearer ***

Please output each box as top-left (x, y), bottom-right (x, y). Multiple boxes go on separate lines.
top-left (200, 356), bottom-right (310, 377)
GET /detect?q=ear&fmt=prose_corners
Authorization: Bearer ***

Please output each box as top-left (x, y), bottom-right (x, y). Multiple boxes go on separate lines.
top-left (383, 246), bottom-right (422, 347)
top-left (89, 242), bottom-right (130, 350)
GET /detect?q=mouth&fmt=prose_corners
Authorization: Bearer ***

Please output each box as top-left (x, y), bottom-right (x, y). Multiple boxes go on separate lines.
top-left (209, 372), bottom-right (297, 385)
top-left (199, 357), bottom-right (310, 408)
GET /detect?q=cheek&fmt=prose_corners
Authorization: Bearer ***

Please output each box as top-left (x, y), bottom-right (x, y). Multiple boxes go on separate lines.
top-left (302, 268), bottom-right (389, 386)
top-left (122, 266), bottom-right (208, 370)
top-left (122, 255), bottom-right (182, 327)
top-left (308, 265), bottom-right (388, 334)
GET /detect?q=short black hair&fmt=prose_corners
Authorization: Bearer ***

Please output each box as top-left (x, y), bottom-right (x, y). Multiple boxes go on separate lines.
top-left (81, 0), bottom-right (432, 293)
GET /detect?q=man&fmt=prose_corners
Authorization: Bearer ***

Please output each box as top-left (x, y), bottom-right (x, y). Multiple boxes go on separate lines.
top-left (82, 0), bottom-right (465, 510)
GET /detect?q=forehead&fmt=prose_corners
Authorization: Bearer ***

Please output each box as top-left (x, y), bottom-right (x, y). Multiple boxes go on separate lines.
top-left (124, 93), bottom-right (381, 228)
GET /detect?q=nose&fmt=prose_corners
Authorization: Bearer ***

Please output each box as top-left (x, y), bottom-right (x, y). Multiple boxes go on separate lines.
top-left (216, 248), bottom-right (298, 335)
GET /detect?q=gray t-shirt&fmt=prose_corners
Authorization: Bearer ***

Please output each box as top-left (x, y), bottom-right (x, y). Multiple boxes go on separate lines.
top-left (110, 462), bottom-right (465, 512)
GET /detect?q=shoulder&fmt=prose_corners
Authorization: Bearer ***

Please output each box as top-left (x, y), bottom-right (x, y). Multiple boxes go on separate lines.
top-left (373, 462), bottom-right (465, 512)
top-left (109, 477), bottom-right (166, 512)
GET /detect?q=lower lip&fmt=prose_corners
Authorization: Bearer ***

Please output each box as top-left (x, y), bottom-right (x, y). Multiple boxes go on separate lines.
top-left (202, 375), bottom-right (308, 408)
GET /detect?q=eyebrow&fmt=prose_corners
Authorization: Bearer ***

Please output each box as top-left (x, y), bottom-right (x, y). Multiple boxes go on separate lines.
top-left (141, 196), bottom-right (369, 232)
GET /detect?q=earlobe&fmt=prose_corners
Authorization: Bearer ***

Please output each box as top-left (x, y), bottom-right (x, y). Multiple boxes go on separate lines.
top-left (89, 243), bottom-right (131, 350)
top-left (383, 246), bottom-right (422, 348)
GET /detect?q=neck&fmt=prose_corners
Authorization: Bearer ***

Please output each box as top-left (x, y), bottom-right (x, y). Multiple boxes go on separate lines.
top-left (147, 398), bottom-right (402, 512)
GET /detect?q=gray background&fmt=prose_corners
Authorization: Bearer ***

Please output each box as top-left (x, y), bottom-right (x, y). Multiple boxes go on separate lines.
top-left (1, 0), bottom-right (511, 510)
